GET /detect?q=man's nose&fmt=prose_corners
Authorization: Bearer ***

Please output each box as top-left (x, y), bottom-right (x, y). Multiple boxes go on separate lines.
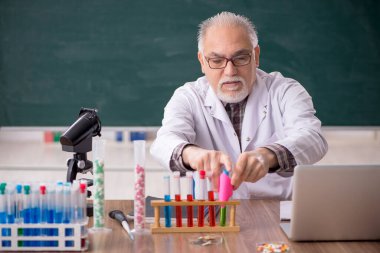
top-left (224, 60), bottom-right (238, 76)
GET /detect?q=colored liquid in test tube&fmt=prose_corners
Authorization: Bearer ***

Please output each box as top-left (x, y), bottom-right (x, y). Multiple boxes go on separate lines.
top-left (0, 183), bottom-right (7, 224)
top-left (54, 182), bottom-right (63, 224)
top-left (16, 184), bottom-right (23, 224)
top-left (0, 183), bottom-right (11, 247)
top-left (207, 176), bottom-right (216, 227)
top-left (198, 170), bottom-right (206, 227)
top-left (219, 168), bottom-right (233, 227)
top-left (63, 182), bottom-right (72, 224)
top-left (6, 183), bottom-right (15, 224)
top-left (23, 185), bottom-right (31, 246)
top-left (40, 184), bottom-right (48, 224)
top-left (163, 175), bottom-right (171, 228)
top-left (47, 183), bottom-right (55, 224)
top-left (78, 181), bottom-right (87, 222)
top-left (173, 171), bottom-right (182, 227)
top-left (186, 172), bottom-right (193, 227)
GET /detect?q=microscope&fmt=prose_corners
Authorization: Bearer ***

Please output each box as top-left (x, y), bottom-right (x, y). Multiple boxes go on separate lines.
top-left (60, 108), bottom-right (102, 216)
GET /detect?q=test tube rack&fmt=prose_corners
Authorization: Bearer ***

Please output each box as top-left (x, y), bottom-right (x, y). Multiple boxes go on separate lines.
top-left (150, 199), bottom-right (240, 233)
top-left (0, 220), bottom-right (88, 251)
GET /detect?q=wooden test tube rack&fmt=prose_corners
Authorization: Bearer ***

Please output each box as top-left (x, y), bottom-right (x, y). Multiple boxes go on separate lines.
top-left (150, 199), bottom-right (240, 233)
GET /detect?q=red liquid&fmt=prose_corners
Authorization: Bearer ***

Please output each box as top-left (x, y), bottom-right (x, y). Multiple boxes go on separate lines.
top-left (208, 191), bottom-right (216, 227)
top-left (186, 194), bottom-right (193, 227)
top-left (175, 194), bottom-right (182, 227)
top-left (198, 204), bottom-right (204, 227)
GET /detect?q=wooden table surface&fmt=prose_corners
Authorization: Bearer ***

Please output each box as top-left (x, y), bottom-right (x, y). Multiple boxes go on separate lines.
top-left (86, 200), bottom-right (380, 253)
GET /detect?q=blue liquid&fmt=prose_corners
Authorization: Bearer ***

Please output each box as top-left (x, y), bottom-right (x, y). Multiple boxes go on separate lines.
top-left (164, 195), bottom-right (171, 228)
top-left (77, 208), bottom-right (84, 222)
top-left (23, 208), bottom-right (31, 223)
top-left (54, 211), bottom-right (63, 223)
top-left (0, 212), bottom-right (6, 223)
top-left (47, 209), bottom-right (55, 223)
top-left (31, 207), bottom-right (41, 246)
top-left (41, 208), bottom-right (48, 223)
top-left (31, 207), bottom-right (40, 223)
top-left (7, 214), bottom-right (15, 224)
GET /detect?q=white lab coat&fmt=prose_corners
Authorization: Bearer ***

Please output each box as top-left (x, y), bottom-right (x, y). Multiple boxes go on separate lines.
top-left (150, 69), bottom-right (328, 200)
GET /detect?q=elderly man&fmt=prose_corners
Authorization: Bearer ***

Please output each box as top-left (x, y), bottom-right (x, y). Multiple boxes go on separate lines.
top-left (150, 12), bottom-right (328, 200)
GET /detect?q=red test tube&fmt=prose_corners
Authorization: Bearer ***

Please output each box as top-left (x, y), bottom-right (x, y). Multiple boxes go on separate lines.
top-left (186, 171), bottom-right (193, 227)
top-left (207, 176), bottom-right (216, 227)
top-left (173, 171), bottom-right (182, 227)
top-left (198, 170), bottom-right (206, 227)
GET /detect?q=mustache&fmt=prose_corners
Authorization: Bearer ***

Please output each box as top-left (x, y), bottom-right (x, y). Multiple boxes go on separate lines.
top-left (218, 76), bottom-right (246, 87)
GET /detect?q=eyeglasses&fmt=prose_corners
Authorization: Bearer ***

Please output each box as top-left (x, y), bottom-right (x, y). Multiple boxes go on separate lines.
top-left (205, 53), bottom-right (252, 69)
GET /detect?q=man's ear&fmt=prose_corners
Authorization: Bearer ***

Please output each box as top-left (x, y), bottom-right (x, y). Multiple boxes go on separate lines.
top-left (254, 45), bottom-right (260, 67)
top-left (198, 51), bottom-right (206, 74)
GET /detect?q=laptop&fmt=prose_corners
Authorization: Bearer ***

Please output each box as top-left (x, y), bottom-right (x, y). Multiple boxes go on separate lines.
top-left (280, 164), bottom-right (380, 241)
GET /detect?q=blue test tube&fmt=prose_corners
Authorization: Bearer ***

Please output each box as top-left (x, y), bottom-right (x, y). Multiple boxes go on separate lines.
top-left (0, 183), bottom-right (7, 223)
top-left (47, 183), bottom-right (55, 223)
top-left (31, 184), bottom-right (41, 246)
top-left (63, 182), bottom-right (71, 224)
top-left (0, 183), bottom-right (11, 247)
top-left (15, 184), bottom-right (23, 224)
top-left (54, 182), bottom-right (63, 224)
top-left (40, 184), bottom-right (48, 245)
top-left (163, 175), bottom-right (171, 228)
top-left (23, 185), bottom-right (31, 246)
top-left (40, 184), bottom-right (48, 223)
top-left (6, 183), bottom-right (15, 224)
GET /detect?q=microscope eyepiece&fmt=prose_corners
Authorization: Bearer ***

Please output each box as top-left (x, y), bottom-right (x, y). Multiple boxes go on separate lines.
top-left (60, 108), bottom-right (101, 147)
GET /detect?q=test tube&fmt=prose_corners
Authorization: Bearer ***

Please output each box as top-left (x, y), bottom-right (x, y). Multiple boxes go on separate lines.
top-left (0, 183), bottom-right (11, 247)
top-left (173, 171), bottom-right (182, 227)
top-left (133, 140), bottom-right (147, 233)
top-left (207, 176), bottom-right (216, 227)
top-left (186, 171), bottom-right (194, 227)
top-left (78, 181), bottom-right (87, 222)
top-left (39, 184), bottom-right (48, 245)
top-left (6, 183), bottom-right (15, 224)
top-left (62, 182), bottom-right (72, 224)
top-left (46, 183), bottom-right (55, 246)
top-left (0, 183), bottom-right (7, 224)
top-left (54, 182), bottom-right (63, 224)
top-left (90, 138), bottom-right (111, 232)
top-left (163, 175), bottom-right (171, 228)
top-left (15, 184), bottom-right (23, 224)
top-left (47, 183), bottom-right (55, 224)
top-left (219, 168), bottom-right (233, 227)
top-left (23, 185), bottom-right (31, 245)
top-left (40, 184), bottom-right (48, 224)
top-left (197, 170), bottom-right (206, 227)
top-left (71, 181), bottom-right (79, 223)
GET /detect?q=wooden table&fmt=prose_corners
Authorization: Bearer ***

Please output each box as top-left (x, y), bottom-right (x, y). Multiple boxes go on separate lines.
top-left (87, 200), bottom-right (380, 253)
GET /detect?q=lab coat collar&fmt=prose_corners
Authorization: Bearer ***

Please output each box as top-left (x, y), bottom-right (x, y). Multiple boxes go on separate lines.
top-left (204, 83), bottom-right (231, 125)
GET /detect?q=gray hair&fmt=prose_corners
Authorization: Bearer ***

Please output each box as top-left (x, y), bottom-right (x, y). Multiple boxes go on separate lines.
top-left (197, 12), bottom-right (258, 52)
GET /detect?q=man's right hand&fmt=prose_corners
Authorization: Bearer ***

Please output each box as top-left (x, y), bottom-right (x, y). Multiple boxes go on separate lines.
top-left (182, 145), bottom-right (233, 191)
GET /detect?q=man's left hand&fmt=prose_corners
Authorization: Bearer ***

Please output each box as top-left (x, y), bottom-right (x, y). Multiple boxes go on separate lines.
top-left (231, 148), bottom-right (278, 190)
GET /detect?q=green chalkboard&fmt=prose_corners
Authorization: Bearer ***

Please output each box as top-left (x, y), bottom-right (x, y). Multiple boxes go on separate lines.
top-left (1, 0), bottom-right (379, 126)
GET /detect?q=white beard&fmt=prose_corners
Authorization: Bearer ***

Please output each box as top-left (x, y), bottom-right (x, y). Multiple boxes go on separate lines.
top-left (216, 76), bottom-right (249, 103)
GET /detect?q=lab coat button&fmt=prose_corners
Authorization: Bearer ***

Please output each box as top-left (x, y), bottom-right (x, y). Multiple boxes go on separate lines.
top-left (246, 137), bottom-right (251, 142)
